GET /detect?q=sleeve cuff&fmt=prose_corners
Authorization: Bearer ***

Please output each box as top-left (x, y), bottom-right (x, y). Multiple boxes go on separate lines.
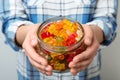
top-left (6, 21), bottom-right (34, 51)
top-left (86, 20), bottom-right (116, 48)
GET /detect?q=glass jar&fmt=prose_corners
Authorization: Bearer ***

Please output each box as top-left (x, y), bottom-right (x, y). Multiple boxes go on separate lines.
top-left (37, 17), bottom-right (86, 72)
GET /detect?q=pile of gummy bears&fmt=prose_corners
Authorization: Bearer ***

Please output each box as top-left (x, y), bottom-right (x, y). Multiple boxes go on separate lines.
top-left (40, 18), bottom-right (83, 46)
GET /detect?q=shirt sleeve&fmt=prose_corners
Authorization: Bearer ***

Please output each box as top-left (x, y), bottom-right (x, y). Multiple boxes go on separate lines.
top-left (0, 0), bottom-right (33, 51)
top-left (86, 0), bottom-right (118, 47)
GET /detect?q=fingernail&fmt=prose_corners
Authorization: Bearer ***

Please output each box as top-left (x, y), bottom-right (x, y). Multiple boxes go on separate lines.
top-left (71, 69), bottom-right (77, 76)
top-left (69, 62), bottom-right (75, 68)
top-left (31, 39), bottom-right (35, 45)
top-left (46, 72), bottom-right (52, 76)
top-left (31, 36), bottom-right (37, 46)
top-left (45, 65), bottom-right (51, 71)
top-left (73, 57), bottom-right (79, 63)
top-left (84, 38), bottom-right (92, 46)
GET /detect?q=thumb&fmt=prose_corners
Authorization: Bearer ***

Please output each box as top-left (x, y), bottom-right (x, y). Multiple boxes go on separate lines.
top-left (84, 37), bottom-right (92, 46)
top-left (83, 25), bottom-right (93, 46)
top-left (31, 33), bottom-right (38, 47)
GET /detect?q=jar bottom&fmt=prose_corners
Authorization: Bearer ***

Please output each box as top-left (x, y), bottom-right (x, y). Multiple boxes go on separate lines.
top-left (52, 69), bottom-right (70, 73)
top-left (39, 43), bottom-right (86, 72)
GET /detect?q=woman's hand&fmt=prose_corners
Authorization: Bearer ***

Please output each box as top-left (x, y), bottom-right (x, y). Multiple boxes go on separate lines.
top-left (69, 24), bottom-right (104, 75)
top-left (16, 24), bottom-right (53, 76)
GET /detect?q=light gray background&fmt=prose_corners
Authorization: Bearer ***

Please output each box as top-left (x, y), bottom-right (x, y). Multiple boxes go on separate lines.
top-left (0, 2), bottom-right (120, 80)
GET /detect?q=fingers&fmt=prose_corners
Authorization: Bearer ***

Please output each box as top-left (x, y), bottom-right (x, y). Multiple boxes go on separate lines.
top-left (22, 31), bottom-right (53, 75)
top-left (69, 52), bottom-right (93, 76)
top-left (24, 41), bottom-right (52, 75)
top-left (23, 35), bottom-right (48, 66)
top-left (25, 47), bottom-right (48, 65)
top-left (69, 36), bottom-right (100, 75)
top-left (72, 37), bottom-right (99, 63)
top-left (28, 57), bottom-right (52, 76)
top-left (70, 58), bottom-right (92, 75)
top-left (31, 34), bottom-right (38, 47)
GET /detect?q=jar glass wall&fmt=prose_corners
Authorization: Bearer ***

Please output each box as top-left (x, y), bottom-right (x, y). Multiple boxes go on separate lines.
top-left (37, 17), bottom-right (86, 72)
